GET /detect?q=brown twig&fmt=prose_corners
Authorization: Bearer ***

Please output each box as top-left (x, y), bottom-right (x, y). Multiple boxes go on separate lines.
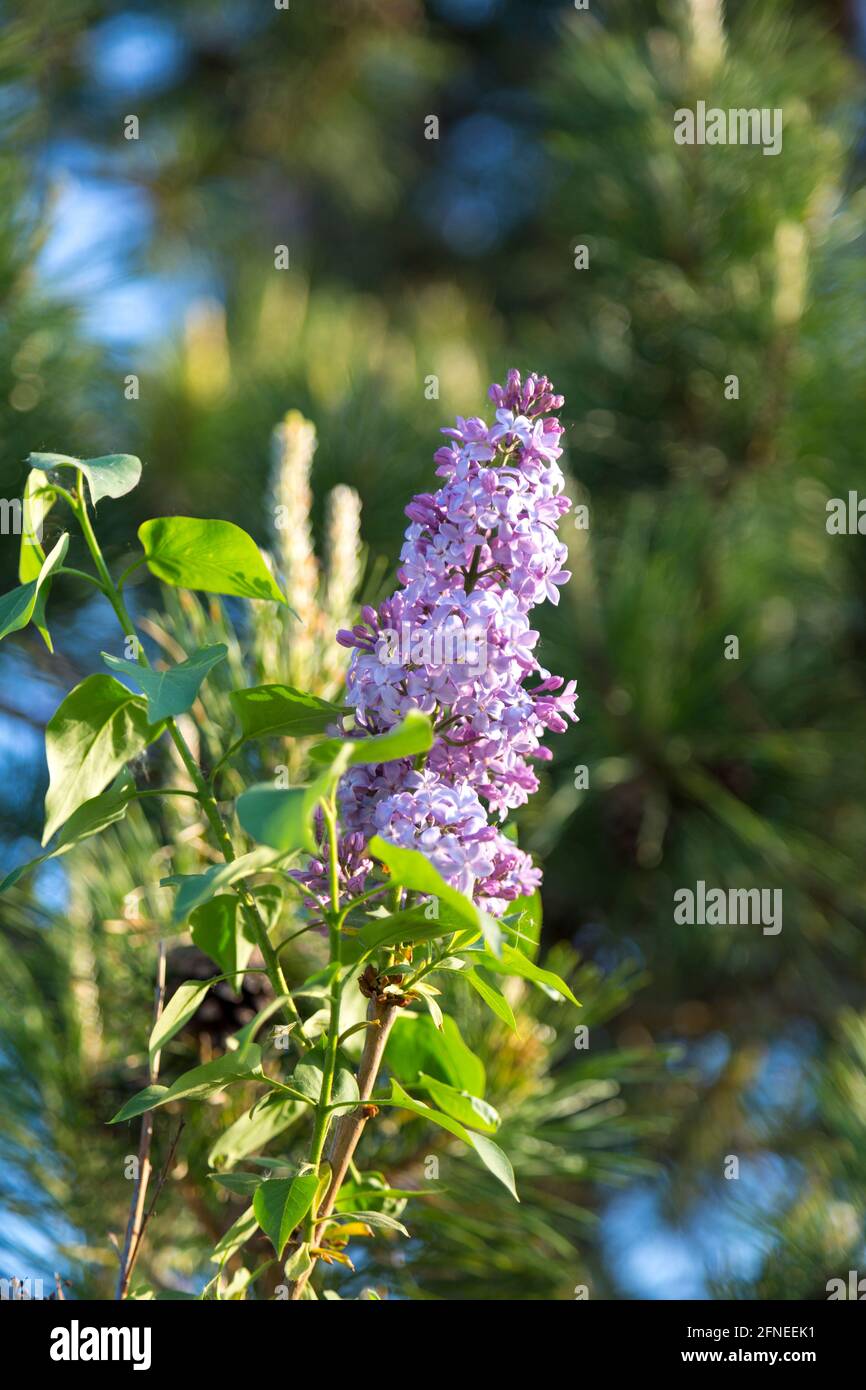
top-left (115, 939), bottom-right (166, 1300)
top-left (288, 998), bottom-right (399, 1299)
top-left (125, 1117), bottom-right (186, 1284)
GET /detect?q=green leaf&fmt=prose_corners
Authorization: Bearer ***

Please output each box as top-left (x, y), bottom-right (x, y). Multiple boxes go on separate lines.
top-left (0, 532), bottom-right (68, 645)
top-left (385, 1013), bottom-right (485, 1095)
top-left (236, 785), bottom-right (317, 855)
top-left (190, 895), bottom-right (257, 978)
top-left (0, 772), bottom-right (134, 894)
top-left (210, 1206), bottom-right (258, 1264)
top-left (337, 709), bottom-right (434, 766)
top-left (357, 902), bottom-right (479, 954)
top-left (161, 846), bottom-right (280, 922)
top-left (283, 1241), bottom-right (314, 1281)
top-left (230, 684), bottom-right (345, 740)
top-left (109, 1044), bottom-right (263, 1123)
top-left (418, 1072), bottom-right (500, 1134)
top-left (504, 889), bottom-right (542, 961)
top-left (138, 516), bottom-right (287, 604)
top-left (334, 1181), bottom-right (442, 1209)
top-left (253, 1173), bottom-right (319, 1258)
top-left (208, 1097), bottom-right (304, 1171)
top-left (18, 471), bottom-right (56, 582)
top-left (102, 643), bottom-right (227, 723)
top-left (229, 993), bottom-right (294, 1052)
top-left (292, 1046), bottom-right (360, 1109)
top-left (387, 1079), bottom-right (517, 1200)
top-left (464, 967), bottom-right (517, 1031)
top-left (210, 1172), bottom-right (260, 1197)
top-left (368, 835), bottom-right (502, 955)
top-left (328, 1210), bottom-right (410, 1238)
top-left (29, 451), bottom-right (142, 506)
top-left (149, 979), bottom-right (215, 1062)
top-left (469, 944), bottom-right (581, 1007)
top-left (43, 674), bottom-right (162, 844)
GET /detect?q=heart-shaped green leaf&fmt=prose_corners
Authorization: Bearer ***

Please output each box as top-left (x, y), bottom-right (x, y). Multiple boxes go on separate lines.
top-left (138, 516), bottom-right (287, 604)
top-left (190, 895), bottom-right (257, 978)
top-left (29, 451), bottom-right (142, 505)
top-left (385, 1013), bottom-right (485, 1095)
top-left (236, 785), bottom-right (317, 855)
top-left (43, 673), bottom-right (162, 844)
top-left (253, 1172), bottom-right (319, 1258)
top-left (102, 643), bottom-right (227, 723)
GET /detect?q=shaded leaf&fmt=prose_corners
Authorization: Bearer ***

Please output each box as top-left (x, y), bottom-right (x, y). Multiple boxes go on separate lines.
top-left (102, 643), bottom-right (227, 723)
top-left (208, 1097), bottom-right (304, 1171)
top-left (190, 895), bottom-right (256, 978)
top-left (385, 1013), bottom-right (485, 1095)
top-left (43, 674), bottom-right (162, 844)
top-left (0, 772), bottom-right (134, 893)
top-left (0, 533), bottom-right (68, 646)
top-left (161, 847), bottom-right (280, 922)
top-left (29, 451), bottom-right (142, 505)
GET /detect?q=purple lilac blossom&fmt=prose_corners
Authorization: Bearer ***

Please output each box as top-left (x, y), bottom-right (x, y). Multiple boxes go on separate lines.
top-left (298, 370), bottom-right (577, 916)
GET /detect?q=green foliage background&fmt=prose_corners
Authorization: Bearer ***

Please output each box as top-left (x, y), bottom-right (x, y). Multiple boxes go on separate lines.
top-left (1, 0), bottom-right (866, 1299)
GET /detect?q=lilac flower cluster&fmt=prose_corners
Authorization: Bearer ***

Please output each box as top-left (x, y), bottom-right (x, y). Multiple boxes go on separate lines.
top-left (301, 370), bottom-right (577, 918)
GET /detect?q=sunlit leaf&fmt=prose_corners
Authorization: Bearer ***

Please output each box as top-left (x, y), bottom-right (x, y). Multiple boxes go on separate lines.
top-left (230, 684), bottom-right (345, 739)
top-left (387, 1080), bottom-right (518, 1200)
top-left (253, 1172), bottom-right (319, 1258)
top-left (138, 516), bottom-right (288, 604)
top-left (109, 1044), bottom-right (264, 1123)
top-left (368, 835), bottom-right (502, 955)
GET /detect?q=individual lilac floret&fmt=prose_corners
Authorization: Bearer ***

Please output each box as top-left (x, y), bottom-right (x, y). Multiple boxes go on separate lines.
top-left (329, 368), bottom-right (577, 915)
